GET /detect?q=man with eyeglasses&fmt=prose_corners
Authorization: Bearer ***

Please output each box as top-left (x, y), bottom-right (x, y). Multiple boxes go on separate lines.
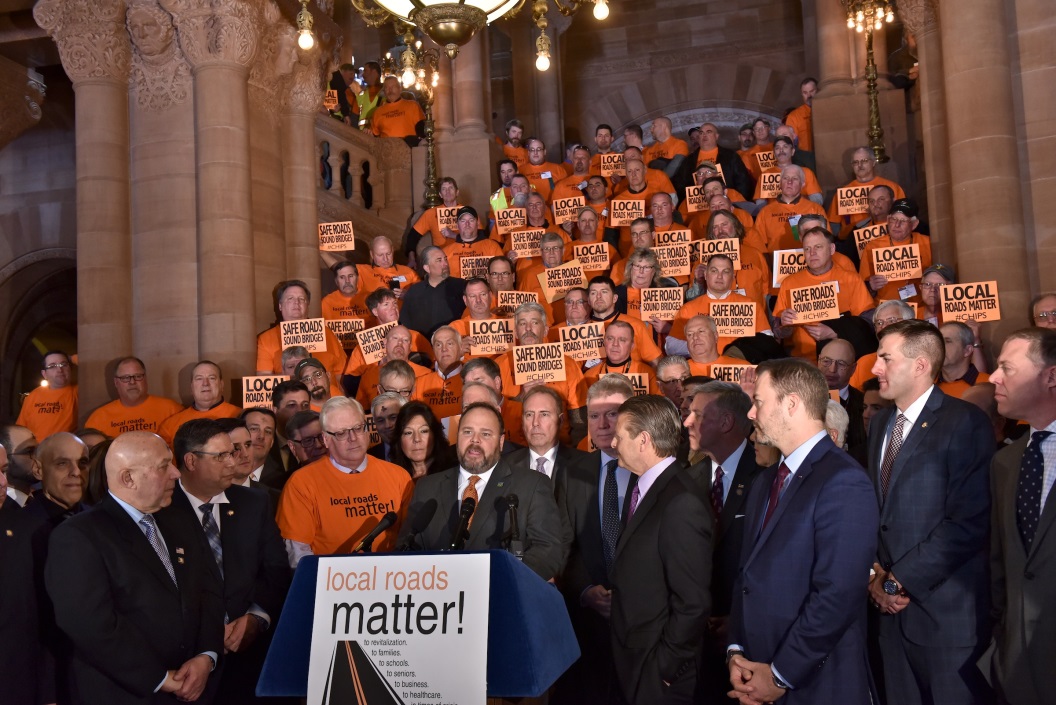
top-left (586, 276), bottom-right (663, 365)
top-left (520, 137), bottom-right (568, 204)
top-left (343, 287), bottom-right (434, 377)
top-left (0, 425), bottom-right (40, 507)
top-left (655, 356), bottom-right (691, 409)
top-left (1031, 291), bottom-right (1056, 330)
top-left (817, 338), bottom-right (868, 461)
top-left (285, 410), bottom-right (327, 466)
top-left (858, 198), bottom-right (932, 304)
top-left (85, 356), bottom-right (183, 438)
top-left (295, 358), bottom-right (334, 411)
top-left (277, 397), bottom-right (413, 567)
top-left (354, 327), bottom-right (430, 409)
top-left (516, 230), bottom-right (572, 325)
top-left (17, 350), bottom-right (79, 441)
top-left (256, 280), bottom-right (347, 382)
top-left (826, 146), bottom-right (906, 238)
top-left (165, 418), bottom-right (290, 703)
top-left (157, 360), bottom-right (242, 447)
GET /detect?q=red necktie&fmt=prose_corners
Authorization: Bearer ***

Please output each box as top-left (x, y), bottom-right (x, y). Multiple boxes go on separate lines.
top-left (761, 462), bottom-right (791, 531)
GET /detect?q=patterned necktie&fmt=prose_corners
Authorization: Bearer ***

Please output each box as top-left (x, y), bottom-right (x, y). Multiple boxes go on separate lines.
top-left (761, 463), bottom-right (791, 532)
top-left (535, 456), bottom-right (548, 475)
top-left (1016, 431), bottom-right (1052, 552)
top-left (462, 476), bottom-right (480, 529)
top-left (199, 503), bottom-right (224, 579)
top-left (880, 413), bottom-right (908, 497)
top-left (601, 459), bottom-right (620, 571)
top-left (139, 514), bottom-right (177, 585)
top-left (711, 465), bottom-right (725, 524)
top-left (627, 483), bottom-right (642, 521)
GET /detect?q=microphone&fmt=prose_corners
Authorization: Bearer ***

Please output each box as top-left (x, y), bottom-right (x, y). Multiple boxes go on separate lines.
top-left (504, 494), bottom-right (524, 561)
top-left (352, 511), bottom-right (398, 553)
top-left (448, 496), bottom-right (476, 551)
top-left (395, 499), bottom-right (439, 551)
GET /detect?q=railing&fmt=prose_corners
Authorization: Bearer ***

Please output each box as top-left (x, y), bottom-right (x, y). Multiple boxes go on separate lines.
top-left (314, 113), bottom-right (414, 251)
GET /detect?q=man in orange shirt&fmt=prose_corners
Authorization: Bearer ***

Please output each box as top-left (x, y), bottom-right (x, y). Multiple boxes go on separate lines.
top-left (321, 261), bottom-right (373, 336)
top-left (451, 277), bottom-right (500, 357)
top-left (17, 350), bottom-right (78, 440)
top-left (586, 276), bottom-right (663, 364)
top-left (370, 76), bottom-right (424, 144)
top-left (356, 236), bottom-right (419, 299)
top-left (296, 358), bottom-right (336, 411)
top-left (741, 118), bottom-right (776, 182)
top-left (938, 322), bottom-right (990, 398)
top-left (408, 177), bottom-right (463, 259)
top-left (157, 361), bottom-right (241, 446)
top-left (354, 328), bottom-right (432, 409)
top-left (578, 321), bottom-right (658, 399)
top-left (502, 119), bottom-right (529, 171)
top-left (826, 146), bottom-right (906, 237)
top-left (442, 206), bottom-right (505, 280)
top-left (521, 138), bottom-right (568, 204)
top-left (255, 279), bottom-right (347, 382)
top-left (643, 116), bottom-right (689, 178)
top-left (753, 165), bottom-right (828, 253)
top-left (614, 150), bottom-right (676, 204)
top-left (276, 396), bottom-right (412, 565)
top-left (858, 198), bottom-right (931, 303)
top-left (343, 287), bottom-right (432, 376)
top-left (775, 227), bottom-right (876, 359)
top-left (752, 135), bottom-right (823, 208)
top-left (684, 315), bottom-right (751, 377)
top-left (85, 357), bottom-right (183, 437)
top-left (414, 326), bottom-right (465, 420)
top-left (784, 77), bottom-right (817, 152)
top-left (589, 123), bottom-right (617, 176)
top-left (552, 144), bottom-right (593, 204)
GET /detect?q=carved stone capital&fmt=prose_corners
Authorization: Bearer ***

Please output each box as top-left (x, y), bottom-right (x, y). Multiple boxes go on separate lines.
top-left (0, 59), bottom-right (45, 151)
top-left (160, 0), bottom-right (261, 69)
top-left (127, 0), bottom-right (192, 111)
top-left (249, 1), bottom-right (298, 115)
top-left (284, 56), bottom-right (327, 114)
top-left (898, 0), bottom-right (939, 37)
top-left (34, 0), bottom-right (131, 83)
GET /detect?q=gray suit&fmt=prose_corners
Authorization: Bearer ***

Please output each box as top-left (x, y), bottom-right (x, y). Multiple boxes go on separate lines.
top-left (991, 433), bottom-right (1056, 705)
top-left (868, 386), bottom-right (994, 704)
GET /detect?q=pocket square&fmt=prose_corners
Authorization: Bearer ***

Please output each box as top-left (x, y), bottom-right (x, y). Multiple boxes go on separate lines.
top-left (735, 514), bottom-right (745, 519)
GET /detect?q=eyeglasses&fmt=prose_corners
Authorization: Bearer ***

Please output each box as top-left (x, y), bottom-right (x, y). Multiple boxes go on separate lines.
top-left (1036, 311), bottom-right (1056, 321)
top-left (541, 245), bottom-right (563, 253)
top-left (566, 299), bottom-right (588, 307)
top-left (325, 424), bottom-right (368, 441)
top-left (874, 317), bottom-right (902, 330)
top-left (45, 362), bottom-right (70, 370)
top-left (193, 450), bottom-right (236, 463)
top-left (231, 441), bottom-right (252, 455)
top-left (631, 264), bottom-right (656, 272)
top-left (114, 373), bottom-right (146, 383)
top-left (380, 384), bottom-right (413, 397)
top-left (920, 282), bottom-right (944, 289)
top-left (293, 434), bottom-right (324, 449)
top-left (818, 357), bottom-right (852, 371)
top-left (852, 159), bottom-right (874, 166)
top-left (658, 375), bottom-right (690, 385)
top-left (299, 370), bottom-right (326, 383)
top-left (488, 270), bottom-right (513, 278)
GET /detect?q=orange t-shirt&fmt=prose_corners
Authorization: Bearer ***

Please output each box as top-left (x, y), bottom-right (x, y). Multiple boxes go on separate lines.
top-left (643, 136), bottom-right (690, 165)
top-left (322, 290), bottom-right (373, 323)
top-left (85, 395), bottom-right (184, 437)
top-left (412, 203), bottom-right (463, 247)
top-left (276, 455), bottom-right (413, 555)
top-left (825, 177), bottom-right (906, 231)
top-left (753, 166), bottom-right (823, 201)
top-left (17, 384), bottom-right (78, 440)
top-left (785, 104), bottom-right (813, 152)
top-left (356, 264), bottom-right (420, 296)
top-left (687, 355), bottom-right (752, 377)
top-left (774, 266), bottom-right (876, 359)
top-left (344, 329), bottom-right (432, 376)
top-left (157, 401), bottom-right (242, 447)
top-left (671, 291), bottom-right (772, 352)
top-left (858, 233), bottom-right (932, 303)
top-left (753, 197), bottom-right (828, 253)
top-left (939, 368), bottom-right (991, 400)
top-left (442, 238), bottom-right (505, 280)
top-left (504, 144), bottom-right (529, 171)
top-left (613, 169), bottom-right (675, 200)
top-left (370, 99), bottom-right (425, 139)
top-left (579, 359), bottom-right (657, 400)
top-left (355, 360), bottom-right (431, 409)
top-left (496, 350), bottom-right (585, 410)
top-left (551, 174), bottom-right (591, 205)
top-left (256, 324), bottom-right (348, 381)
top-left (521, 162), bottom-right (569, 203)
top-left (547, 314), bottom-right (663, 364)
top-left (742, 143), bottom-right (774, 182)
top-left (415, 371), bottom-right (464, 420)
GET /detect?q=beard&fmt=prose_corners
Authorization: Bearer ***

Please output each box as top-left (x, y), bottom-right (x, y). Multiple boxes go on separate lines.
top-left (458, 442), bottom-right (501, 474)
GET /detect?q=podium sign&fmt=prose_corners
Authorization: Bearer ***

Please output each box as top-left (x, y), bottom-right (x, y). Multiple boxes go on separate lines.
top-left (309, 554), bottom-right (490, 705)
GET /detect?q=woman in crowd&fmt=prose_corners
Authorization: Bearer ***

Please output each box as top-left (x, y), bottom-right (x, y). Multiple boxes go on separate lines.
top-left (389, 401), bottom-right (454, 480)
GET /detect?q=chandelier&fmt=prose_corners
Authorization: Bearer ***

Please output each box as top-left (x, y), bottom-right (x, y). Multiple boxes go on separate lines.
top-left (842, 0), bottom-right (894, 33)
top-left (840, 0), bottom-right (896, 162)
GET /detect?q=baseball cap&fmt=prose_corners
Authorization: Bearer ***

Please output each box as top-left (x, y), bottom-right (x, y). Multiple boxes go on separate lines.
top-left (890, 198), bottom-right (919, 220)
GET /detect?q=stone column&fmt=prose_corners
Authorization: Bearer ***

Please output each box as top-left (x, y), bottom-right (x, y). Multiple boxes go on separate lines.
top-left (163, 0), bottom-right (260, 375)
top-left (938, 0), bottom-right (1029, 341)
top-left (1013, 0), bottom-right (1056, 290)
top-left (814, 0), bottom-right (853, 96)
top-left (433, 54), bottom-right (454, 142)
top-left (283, 58), bottom-right (325, 300)
top-left (453, 32), bottom-right (488, 138)
top-left (34, 0), bottom-right (133, 418)
top-left (900, 0), bottom-right (954, 263)
top-left (534, 8), bottom-right (569, 162)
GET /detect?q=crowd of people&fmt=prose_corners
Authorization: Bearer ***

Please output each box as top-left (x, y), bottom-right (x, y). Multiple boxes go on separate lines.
top-left (3, 72), bottom-right (1056, 705)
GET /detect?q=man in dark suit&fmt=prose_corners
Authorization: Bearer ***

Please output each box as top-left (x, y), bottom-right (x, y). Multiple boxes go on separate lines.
top-left (165, 419), bottom-right (291, 703)
top-left (241, 407), bottom-right (288, 492)
top-left (987, 328), bottom-right (1056, 705)
top-left (868, 320), bottom-right (994, 703)
top-left (682, 381), bottom-right (763, 703)
top-left (396, 402), bottom-right (566, 580)
top-left (367, 392), bottom-right (406, 462)
top-left (460, 383), bottom-right (525, 456)
top-left (44, 431), bottom-right (224, 705)
top-left (505, 386), bottom-right (589, 503)
top-left (554, 375), bottom-right (635, 705)
top-left (818, 338), bottom-right (868, 461)
top-left (728, 359), bottom-right (878, 704)
top-left (607, 394), bottom-right (712, 705)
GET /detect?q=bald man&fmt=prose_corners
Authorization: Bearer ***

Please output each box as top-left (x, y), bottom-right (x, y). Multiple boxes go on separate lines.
top-left (45, 432), bottom-right (224, 705)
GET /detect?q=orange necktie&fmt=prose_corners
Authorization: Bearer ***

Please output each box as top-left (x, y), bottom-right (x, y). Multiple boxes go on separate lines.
top-left (462, 476), bottom-right (480, 529)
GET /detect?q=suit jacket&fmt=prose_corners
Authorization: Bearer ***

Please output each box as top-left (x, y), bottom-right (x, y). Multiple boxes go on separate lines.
top-left (367, 442), bottom-right (391, 462)
top-left (504, 445), bottom-right (590, 505)
top-left (729, 436), bottom-right (878, 704)
top-left (0, 503), bottom-right (46, 705)
top-left (842, 386), bottom-right (868, 462)
top-left (396, 460), bottom-right (567, 580)
top-left (258, 451), bottom-right (290, 491)
top-left (674, 144), bottom-right (755, 200)
top-left (868, 387), bottom-right (993, 647)
top-left (710, 443), bottom-right (765, 617)
top-left (990, 433), bottom-right (1056, 705)
top-left (44, 495), bottom-right (225, 705)
top-left (609, 461), bottom-right (713, 705)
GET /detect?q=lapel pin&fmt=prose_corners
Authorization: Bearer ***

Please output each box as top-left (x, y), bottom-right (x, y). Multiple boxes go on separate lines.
top-left (175, 547), bottom-right (185, 555)
top-left (921, 422), bottom-right (928, 428)
top-left (4, 529), bottom-right (12, 537)
top-left (227, 509), bottom-right (234, 516)
top-left (177, 557), bottom-right (185, 564)
top-left (497, 482), bottom-right (505, 488)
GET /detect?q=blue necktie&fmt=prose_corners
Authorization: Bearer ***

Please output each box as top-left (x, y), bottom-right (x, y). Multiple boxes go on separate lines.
top-left (199, 503), bottom-right (224, 579)
top-left (1017, 431), bottom-right (1052, 552)
top-left (601, 459), bottom-right (620, 571)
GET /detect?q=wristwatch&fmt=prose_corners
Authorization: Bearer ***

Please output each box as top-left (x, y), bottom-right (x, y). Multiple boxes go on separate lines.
top-left (883, 578), bottom-right (904, 596)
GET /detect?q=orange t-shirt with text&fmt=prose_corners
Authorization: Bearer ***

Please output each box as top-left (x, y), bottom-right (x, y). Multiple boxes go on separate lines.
top-left (371, 99), bottom-right (425, 139)
top-left (85, 395), bottom-right (184, 437)
top-left (17, 384), bottom-right (78, 440)
top-left (157, 401), bottom-right (242, 447)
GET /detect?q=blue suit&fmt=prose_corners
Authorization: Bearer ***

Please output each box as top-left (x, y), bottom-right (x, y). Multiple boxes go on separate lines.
top-left (729, 435), bottom-right (879, 704)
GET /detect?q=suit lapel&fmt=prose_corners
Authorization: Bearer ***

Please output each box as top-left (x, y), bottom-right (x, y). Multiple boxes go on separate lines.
top-left (721, 445), bottom-right (757, 529)
top-left (882, 391), bottom-right (944, 513)
top-left (470, 462), bottom-right (512, 542)
top-left (614, 462), bottom-right (679, 561)
top-left (869, 406), bottom-right (895, 498)
top-left (102, 497), bottom-right (180, 594)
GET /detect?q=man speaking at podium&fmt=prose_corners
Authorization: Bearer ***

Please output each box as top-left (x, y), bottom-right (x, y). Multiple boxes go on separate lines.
top-left (397, 402), bottom-right (567, 581)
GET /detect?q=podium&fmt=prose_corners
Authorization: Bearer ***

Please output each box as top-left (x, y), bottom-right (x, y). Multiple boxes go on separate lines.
top-left (257, 550), bottom-right (580, 699)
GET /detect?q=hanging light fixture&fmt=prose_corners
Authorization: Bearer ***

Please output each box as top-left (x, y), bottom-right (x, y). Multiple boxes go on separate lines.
top-left (840, 0), bottom-right (896, 163)
top-left (296, 0), bottom-right (315, 50)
